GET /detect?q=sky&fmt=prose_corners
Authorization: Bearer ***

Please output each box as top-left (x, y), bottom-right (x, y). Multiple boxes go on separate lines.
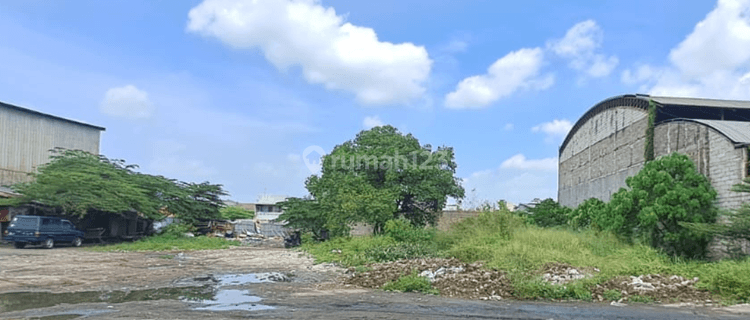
top-left (1, 0), bottom-right (749, 205)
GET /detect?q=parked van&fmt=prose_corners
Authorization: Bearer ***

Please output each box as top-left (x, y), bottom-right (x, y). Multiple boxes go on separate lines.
top-left (3, 215), bottom-right (84, 249)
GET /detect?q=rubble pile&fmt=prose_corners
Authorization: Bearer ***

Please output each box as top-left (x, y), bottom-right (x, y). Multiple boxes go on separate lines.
top-left (345, 258), bottom-right (513, 299)
top-left (591, 274), bottom-right (713, 304)
top-left (540, 262), bottom-right (597, 285)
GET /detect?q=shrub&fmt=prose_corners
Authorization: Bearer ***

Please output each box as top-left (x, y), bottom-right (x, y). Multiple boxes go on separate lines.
top-left (364, 242), bottom-right (438, 262)
top-left (384, 218), bottom-right (435, 243)
top-left (627, 153), bottom-right (718, 257)
top-left (381, 271), bottom-right (439, 295)
top-left (160, 223), bottom-right (193, 238)
top-left (603, 289), bottom-right (622, 301)
top-left (527, 199), bottom-right (570, 227)
top-left (568, 198), bottom-right (605, 229)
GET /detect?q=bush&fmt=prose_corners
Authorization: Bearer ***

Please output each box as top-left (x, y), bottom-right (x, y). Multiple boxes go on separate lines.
top-left (603, 289), bottom-right (622, 301)
top-left (161, 223), bottom-right (193, 238)
top-left (568, 198), bottom-right (605, 229)
top-left (381, 271), bottom-right (439, 294)
top-left (527, 199), bottom-right (570, 228)
top-left (384, 218), bottom-right (435, 243)
top-left (363, 242), bottom-right (438, 262)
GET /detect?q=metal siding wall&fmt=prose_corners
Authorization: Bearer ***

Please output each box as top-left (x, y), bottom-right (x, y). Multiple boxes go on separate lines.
top-left (0, 106), bottom-right (101, 186)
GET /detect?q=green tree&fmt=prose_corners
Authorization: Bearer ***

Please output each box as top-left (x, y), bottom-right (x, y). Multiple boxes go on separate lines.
top-left (588, 153), bottom-right (717, 257)
top-left (219, 206), bottom-right (255, 220)
top-left (627, 153), bottom-right (717, 257)
top-left (568, 197), bottom-right (605, 229)
top-left (277, 196), bottom-right (329, 239)
top-left (288, 126), bottom-right (465, 236)
top-left (527, 198), bottom-right (570, 227)
top-left (0, 149), bottom-right (227, 226)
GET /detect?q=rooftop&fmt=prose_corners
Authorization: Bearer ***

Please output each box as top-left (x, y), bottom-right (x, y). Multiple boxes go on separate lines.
top-left (1, 100), bottom-right (106, 131)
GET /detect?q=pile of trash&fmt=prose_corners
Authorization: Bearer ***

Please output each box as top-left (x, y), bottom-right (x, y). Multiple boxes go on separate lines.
top-left (591, 274), bottom-right (713, 304)
top-left (540, 262), bottom-right (598, 285)
top-left (345, 258), bottom-right (512, 300)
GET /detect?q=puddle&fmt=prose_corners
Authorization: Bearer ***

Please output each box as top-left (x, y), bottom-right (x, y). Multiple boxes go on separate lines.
top-left (189, 289), bottom-right (275, 311)
top-left (0, 273), bottom-right (284, 314)
top-left (215, 272), bottom-right (288, 286)
top-left (182, 273), bottom-right (284, 311)
top-left (0, 286), bottom-right (213, 313)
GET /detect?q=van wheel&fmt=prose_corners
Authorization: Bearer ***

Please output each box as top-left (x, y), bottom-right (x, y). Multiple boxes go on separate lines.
top-left (43, 238), bottom-right (54, 249)
top-left (72, 237), bottom-right (82, 247)
top-left (13, 242), bottom-right (26, 249)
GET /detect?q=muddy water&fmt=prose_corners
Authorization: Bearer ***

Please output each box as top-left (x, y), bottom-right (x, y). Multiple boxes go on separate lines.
top-left (0, 286), bottom-right (213, 313)
top-left (0, 272), bottom-right (287, 314)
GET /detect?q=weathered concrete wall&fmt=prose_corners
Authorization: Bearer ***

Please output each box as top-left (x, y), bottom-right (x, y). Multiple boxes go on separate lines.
top-left (347, 210), bottom-right (484, 236)
top-left (436, 210), bottom-right (482, 231)
top-left (559, 107), bottom-right (649, 207)
top-left (653, 121), bottom-right (750, 210)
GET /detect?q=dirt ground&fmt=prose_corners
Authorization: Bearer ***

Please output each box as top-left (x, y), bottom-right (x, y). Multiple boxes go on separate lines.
top-left (0, 244), bottom-right (340, 294)
top-left (1, 244), bottom-right (749, 320)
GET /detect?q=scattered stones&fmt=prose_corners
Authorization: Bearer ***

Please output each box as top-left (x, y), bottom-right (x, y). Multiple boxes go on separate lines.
top-left (540, 262), bottom-right (596, 285)
top-left (592, 274), bottom-right (712, 304)
top-left (345, 258), bottom-right (512, 300)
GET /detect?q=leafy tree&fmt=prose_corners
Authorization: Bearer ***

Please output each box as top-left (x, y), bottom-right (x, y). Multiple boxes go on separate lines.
top-left (0, 149), bottom-right (227, 226)
top-left (627, 153), bottom-right (717, 257)
top-left (586, 153), bottom-right (717, 257)
top-left (568, 197), bottom-right (605, 229)
top-left (287, 126), bottom-right (464, 236)
top-left (527, 198), bottom-right (570, 227)
top-left (219, 206), bottom-right (255, 220)
top-left (277, 196), bottom-right (329, 239)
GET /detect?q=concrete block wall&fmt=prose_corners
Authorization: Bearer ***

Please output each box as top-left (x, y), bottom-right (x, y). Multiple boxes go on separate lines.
top-left (654, 121), bottom-right (750, 210)
top-left (559, 107), bottom-right (648, 207)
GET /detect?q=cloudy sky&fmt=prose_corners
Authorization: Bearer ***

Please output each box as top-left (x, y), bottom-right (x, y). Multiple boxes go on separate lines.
top-left (2, 0), bottom-right (749, 204)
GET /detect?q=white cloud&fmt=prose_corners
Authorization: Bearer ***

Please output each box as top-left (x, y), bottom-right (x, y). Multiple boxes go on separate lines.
top-left (548, 20), bottom-right (618, 78)
top-left (532, 119), bottom-right (573, 143)
top-left (500, 154), bottom-right (558, 171)
top-left (445, 48), bottom-right (554, 109)
top-left (100, 85), bottom-right (153, 119)
top-left (621, 64), bottom-right (662, 85)
top-left (623, 0), bottom-right (750, 99)
top-left (504, 123), bottom-right (514, 131)
top-left (187, 0), bottom-right (432, 106)
top-left (363, 115), bottom-right (384, 129)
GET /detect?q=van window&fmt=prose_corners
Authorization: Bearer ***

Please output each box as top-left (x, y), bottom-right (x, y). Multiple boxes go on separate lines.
top-left (10, 216), bottom-right (39, 229)
top-left (62, 221), bottom-right (73, 229)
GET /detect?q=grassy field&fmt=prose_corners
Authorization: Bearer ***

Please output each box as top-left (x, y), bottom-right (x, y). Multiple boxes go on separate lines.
top-left (301, 210), bottom-right (750, 303)
top-left (87, 234), bottom-right (239, 252)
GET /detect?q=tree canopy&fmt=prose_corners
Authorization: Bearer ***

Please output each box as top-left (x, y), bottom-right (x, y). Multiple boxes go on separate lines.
top-left (0, 149), bottom-right (226, 224)
top-left (279, 125), bottom-right (464, 237)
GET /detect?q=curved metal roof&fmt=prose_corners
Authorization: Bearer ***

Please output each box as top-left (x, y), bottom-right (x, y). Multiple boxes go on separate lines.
top-left (660, 119), bottom-right (750, 146)
top-left (559, 94), bottom-right (650, 155)
top-left (560, 94), bottom-right (750, 155)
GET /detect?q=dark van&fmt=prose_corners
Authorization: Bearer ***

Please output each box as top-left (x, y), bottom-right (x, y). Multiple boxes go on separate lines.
top-left (3, 215), bottom-right (85, 249)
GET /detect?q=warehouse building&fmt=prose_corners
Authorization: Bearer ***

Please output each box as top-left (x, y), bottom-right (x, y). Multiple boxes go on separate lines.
top-left (559, 94), bottom-right (750, 212)
top-left (0, 101), bottom-right (105, 186)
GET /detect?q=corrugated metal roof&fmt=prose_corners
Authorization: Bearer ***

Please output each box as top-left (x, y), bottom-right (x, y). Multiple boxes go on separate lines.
top-left (663, 119), bottom-right (750, 145)
top-left (651, 96), bottom-right (750, 109)
top-left (256, 194), bottom-right (288, 205)
top-left (0, 101), bottom-right (106, 131)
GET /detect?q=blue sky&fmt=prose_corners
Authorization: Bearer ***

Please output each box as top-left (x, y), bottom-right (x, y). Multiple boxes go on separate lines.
top-left (2, 0), bottom-right (749, 205)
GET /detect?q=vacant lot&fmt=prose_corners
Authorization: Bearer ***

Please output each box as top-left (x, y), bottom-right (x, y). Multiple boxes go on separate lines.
top-left (1, 244), bottom-right (749, 319)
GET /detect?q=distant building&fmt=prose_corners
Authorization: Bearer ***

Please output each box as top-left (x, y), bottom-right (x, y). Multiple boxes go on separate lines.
top-left (227, 194), bottom-right (288, 221)
top-left (515, 198), bottom-right (542, 213)
top-left (0, 101), bottom-right (105, 186)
